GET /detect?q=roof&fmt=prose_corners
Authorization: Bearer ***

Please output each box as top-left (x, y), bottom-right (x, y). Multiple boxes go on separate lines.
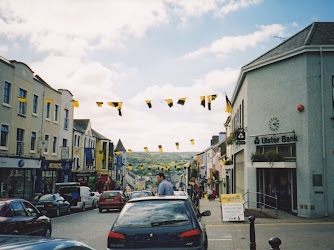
top-left (244, 22), bottom-right (334, 70)
top-left (115, 139), bottom-right (126, 152)
top-left (73, 119), bottom-right (90, 133)
top-left (129, 196), bottom-right (187, 202)
top-left (92, 129), bottom-right (110, 140)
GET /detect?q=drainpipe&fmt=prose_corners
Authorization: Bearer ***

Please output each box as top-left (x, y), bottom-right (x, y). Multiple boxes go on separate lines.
top-left (320, 47), bottom-right (328, 216)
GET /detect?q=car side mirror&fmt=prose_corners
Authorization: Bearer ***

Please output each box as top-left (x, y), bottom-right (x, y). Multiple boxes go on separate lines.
top-left (201, 210), bottom-right (211, 217)
top-left (90, 193), bottom-right (94, 196)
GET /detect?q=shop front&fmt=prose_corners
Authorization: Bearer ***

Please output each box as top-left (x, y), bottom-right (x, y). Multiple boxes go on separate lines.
top-left (0, 157), bottom-right (41, 199)
top-left (72, 171), bottom-right (97, 192)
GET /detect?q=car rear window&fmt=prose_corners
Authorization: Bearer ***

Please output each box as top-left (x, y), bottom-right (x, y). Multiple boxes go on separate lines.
top-left (102, 192), bottom-right (119, 198)
top-left (117, 200), bottom-right (191, 228)
top-left (40, 194), bottom-right (54, 201)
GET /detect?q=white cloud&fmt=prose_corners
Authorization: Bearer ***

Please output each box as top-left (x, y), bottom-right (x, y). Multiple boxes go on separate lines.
top-left (220, 0), bottom-right (263, 15)
top-left (182, 24), bottom-right (286, 59)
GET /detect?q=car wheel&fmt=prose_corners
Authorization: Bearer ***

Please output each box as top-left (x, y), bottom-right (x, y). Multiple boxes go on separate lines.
top-left (67, 206), bottom-right (71, 215)
top-left (56, 208), bottom-right (60, 217)
top-left (99, 208), bottom-right (103, 213)
top-left (44, 227), bottom-right (51, 237)
top-left (81, 204), bottom-right (86, 212)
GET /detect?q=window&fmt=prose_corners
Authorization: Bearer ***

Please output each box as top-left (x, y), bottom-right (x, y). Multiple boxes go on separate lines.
top-left (63, 139), bottom-right (67, 147)
top-left (11, 202), bottom-right (27, 217)
top-left (64, 109), bottom-right (69, 129)
top-left (16, 128), bottom-right (25, 156)
top-left (18, 88), bottom-right (27, 116)
top-left (32, 95), bottom-right (38, 114)
top-left (31, 131), bottom-right (36, 151)
top-left (77, 135), bottom-right (80, 147)
top-left (54, 104), bottom-right (59, 122)
top-left (256, 144), bottom-right (296, 160)
top-left (52, 136), bottom-right (57, 154)
top-left (3, 82), bottom-right (11, 104)
top-left (74, 135), bottom-right (77, 147)
top-left (46, 102), bottom-right (51, 120)
top-left (44, 134), bottom-right (49, 154)
top-left (0, 125), bottom-right (9, 148)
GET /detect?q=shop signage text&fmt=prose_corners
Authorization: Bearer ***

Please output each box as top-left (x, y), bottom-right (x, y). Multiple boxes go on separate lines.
top-left (254, 134), bottom-right (298, 145)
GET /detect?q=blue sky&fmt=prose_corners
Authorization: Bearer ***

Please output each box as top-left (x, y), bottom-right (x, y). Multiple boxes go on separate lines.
top-left (0, 0), bottom-right (333, 152)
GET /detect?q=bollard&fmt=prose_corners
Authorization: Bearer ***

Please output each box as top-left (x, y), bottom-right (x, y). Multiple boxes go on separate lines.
top-left (269, 237), bottom-right (281, 250)
top-left (249, 216), bottom-right (256, 250)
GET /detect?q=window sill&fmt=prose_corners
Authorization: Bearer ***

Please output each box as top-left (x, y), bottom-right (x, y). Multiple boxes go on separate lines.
top-left (52, 153), bottom-right (57, 156)
top-left (18, 113), bottom-right (26, 118)
top-left (0, 146), bottom-right (8, 151)
top-left (43, 152), bottom-right (49, 155)
top-left (2, 103), bottom-right (11, 108)
top-left (32, 113), bottom-right (38, 117)
top-left (54, 121), bottom-right (59, 124)
top-left (30, 150), bottom-right (36, 154)
top-left (45, 118), bottom-right (51, 122)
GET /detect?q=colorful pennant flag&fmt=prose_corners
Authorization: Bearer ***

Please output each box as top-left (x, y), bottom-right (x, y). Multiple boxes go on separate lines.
top-left (144, 147), bottom-right (149, 152)
top-left (158, 145), bottom-right (163, 152)
top-left (165, 99), bottom-right (173, 108)
top-left (184, 164), bottom-right (190, 169)
top-left (146, 100), bottom-right (152, 108)
top-left (140, 165), bottom-right (144, 169)
top-left (128, 149), bottom-right (133, 153)
top-left (225, 94), bottom-right (232, 113)
top-left (108, 102), bottom-right (123, 116)
top-left (148, 166), bottom-right (151, 170)
top-left (71, 100), bottom-right (79, 107)
top-left (177, 98), bottom-right (186, 105)
top-left (18, 97), bottom-right (27, 102)
top-left (128, 164), bottom-right (133, 169)
top-left (190, 139), bottom-right (195, 145)
top-left (98, 151), bottom-right (104, 159)
top-left (157, 167), bottom-right (160, 170)
top-left (115, 151), bottom-right (121, 155)
top-left (177, 165), bottom-right (181, 169)
top-left (211, 94), bottom-right (218, 100)
top-left (207, 95), bottom-right (211, 111)
top-left (96, 102), bottom-right (103, 107)
top-left (176, 142), bottom-right (179, 150)
top-left (45, 99), bottom-right (53, 103)
top-left (200, 96), bottom-right (205, 108)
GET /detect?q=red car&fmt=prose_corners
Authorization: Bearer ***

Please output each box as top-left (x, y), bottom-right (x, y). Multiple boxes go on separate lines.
top-left (99, 191), bottom-right (124, 212)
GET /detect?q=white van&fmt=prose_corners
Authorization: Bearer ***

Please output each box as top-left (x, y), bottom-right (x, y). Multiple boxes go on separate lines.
top-left (57, 183), bottom-right (96, 211)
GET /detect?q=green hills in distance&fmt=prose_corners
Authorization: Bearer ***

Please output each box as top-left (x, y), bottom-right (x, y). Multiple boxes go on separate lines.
top-left (127, 152), bottom-right (198, 176)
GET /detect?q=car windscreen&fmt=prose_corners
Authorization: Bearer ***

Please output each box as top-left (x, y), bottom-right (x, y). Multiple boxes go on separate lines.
top-left (102, 192), bottom-right (119, 198)
top-left (39, 194), bottom-right (54, 201)
top-left (117, 200), bottom-right (191, 228)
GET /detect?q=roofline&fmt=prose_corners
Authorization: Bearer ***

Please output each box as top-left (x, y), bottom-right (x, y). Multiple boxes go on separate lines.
top-left (231, 45), bottom-right (334, 104)
top-left (10, 60), bottom-right (34, 73)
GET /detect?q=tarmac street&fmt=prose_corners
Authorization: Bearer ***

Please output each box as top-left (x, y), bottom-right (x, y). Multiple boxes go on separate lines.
top-left (200, 198), bottom-right (334, 250)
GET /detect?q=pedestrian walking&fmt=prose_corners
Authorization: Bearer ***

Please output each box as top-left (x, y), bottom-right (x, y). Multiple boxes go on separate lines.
top-left (156, 173), bottom-right (174, 196)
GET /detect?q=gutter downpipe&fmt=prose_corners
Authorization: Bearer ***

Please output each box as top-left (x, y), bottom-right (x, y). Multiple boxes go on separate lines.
top-left (320, 47), bottom-right (328, 216)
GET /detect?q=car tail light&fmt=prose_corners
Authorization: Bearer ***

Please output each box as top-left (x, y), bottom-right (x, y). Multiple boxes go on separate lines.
top-left (48, 203), bottom-right (53, 207)
top-left (180, 229), bottom-right (200, 238)
top-left (108, 231), bottom-right (125, 239)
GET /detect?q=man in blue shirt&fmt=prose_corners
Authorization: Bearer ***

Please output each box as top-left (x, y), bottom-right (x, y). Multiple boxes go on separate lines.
top-left (156, 173), bottom-right (174, 196)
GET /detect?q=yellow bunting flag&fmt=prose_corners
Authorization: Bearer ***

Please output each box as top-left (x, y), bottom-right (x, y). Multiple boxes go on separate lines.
top-left (158, 145), bottom-right (163, 152)
top-left (98, 151), bottom-right (104, 159)
top-left (190, 139), bottom-right (195, 145)
top-left (177, 165), bottom-right (181, 169)
top-left (115, 151), bottom-right (121, 155)
top-left (144, 147), bottom-right (149, 152)
top-left (18, 97), bottom-right (27, 102)
top-left (184, 164), bottom-right (190, 168)
top-left (211, 94), bottom-right (218, 100)
top-left (225, 94), bottom-right (232, 113)
top-left (128, 149), bottom-right (133, 153)
top-left (200, 96), bottom-right (205, 108)
top-left (71, 100), bottom-right (79, 107)
top-left (148, 165), bottom-right (151, 170)
top-left (140, 165), bottom-right (144, 169)
top-left (157, 167), bottom-right (160, 170)
top-left (164, 99), bottom-right (173, 108)
top-left (207, 95), bottom-right (211, 111)
top-left (108, 102), bottom-right (122, 116)
top-left (176, 142), bottom-right (179, 150)
top-left (128, 164), bottom-right (133, 169)
top-left (45, 99), bottom-right (53, 103)
top-left (96, 102), bottom-right (103, 107)
top-left (177, 98), bottom-right (186, 105)
top-left (146, 100), bottom-right (152, 108)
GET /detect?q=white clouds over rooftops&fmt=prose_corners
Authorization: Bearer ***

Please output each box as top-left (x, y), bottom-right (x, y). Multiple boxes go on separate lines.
top-left (182, 24), bottom-right (286, 60)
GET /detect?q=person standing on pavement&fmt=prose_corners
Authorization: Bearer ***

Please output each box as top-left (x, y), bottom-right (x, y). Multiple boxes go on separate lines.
top-left (156, 173), bottom-right (174, 196)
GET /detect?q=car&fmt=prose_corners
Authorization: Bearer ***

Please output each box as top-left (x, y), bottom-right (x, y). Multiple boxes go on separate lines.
top-left (57, 183), bottom-right (95, 211)
top-left (0, 234), bottom-right (94, 249)
top-left (91, 191), bottom-right (100, 207)
top-left (99, 190), bottom-right (124, 212)
top-left (31, 193), bottom-right (71, 217)
top-left (128, 190), bottom-right (154, 200)
top-left (174, 191), bottom-right (188, 196)
top-left (107, 196), bottom-right (211, 249)
top-left (0, 198), bottom-right (52, 237)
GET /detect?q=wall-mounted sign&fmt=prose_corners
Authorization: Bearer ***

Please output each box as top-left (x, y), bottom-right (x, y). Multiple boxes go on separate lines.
top-left (254, 134), bottom-right (298, 145)
top-left (49, 163), bottom-right (62, 169)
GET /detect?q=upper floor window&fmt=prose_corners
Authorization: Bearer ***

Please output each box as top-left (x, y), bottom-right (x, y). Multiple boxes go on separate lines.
top-left (32, 95), bottom-right (38, 114)
top-left (44, 134), bottom-right (49, 154)
top-left (31, 131), bottom-right (36, 151)
top-left (46, 102), bottom-right (51, 120)
top-left (77, 136), bottom-right (81, 147)
top-left (64, 109), bottom-right (69, 129)
top-left (63, 139), bottom-right (67, 147)
top-left (0, 124), bottom-right (9, 148)
top-left (18, 88), bottom-right (27, 116)
top-left (54, 104), bottom-right (59, 122)
top-left (52, 136), bottom-right (57, 154)
top-left (3, 82), bottom-right (11, 104)
top-left (16, 128), bottom-right (25, 156)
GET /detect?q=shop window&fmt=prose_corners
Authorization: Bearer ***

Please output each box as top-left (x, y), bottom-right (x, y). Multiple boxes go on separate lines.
top-left (1, 124), bottom-right (9, 148)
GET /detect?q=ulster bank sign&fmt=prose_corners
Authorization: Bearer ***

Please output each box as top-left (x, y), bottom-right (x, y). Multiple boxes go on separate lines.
top-left (254, 134), bottom-right (298, 145)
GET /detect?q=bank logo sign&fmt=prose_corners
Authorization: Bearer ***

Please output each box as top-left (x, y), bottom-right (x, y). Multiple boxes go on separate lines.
top-left (254, 134), bottom-right (298, 145)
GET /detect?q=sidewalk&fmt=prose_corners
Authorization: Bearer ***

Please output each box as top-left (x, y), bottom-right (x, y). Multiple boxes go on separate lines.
top-left (199, 198), bottom-right (334, 249)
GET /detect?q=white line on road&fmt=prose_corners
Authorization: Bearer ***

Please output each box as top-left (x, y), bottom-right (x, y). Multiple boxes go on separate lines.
top-left (208, 239), bottom-right (232, 241)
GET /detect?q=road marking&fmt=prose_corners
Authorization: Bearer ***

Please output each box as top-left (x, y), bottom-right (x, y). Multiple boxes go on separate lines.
top-left (208, 239), bottom-right (232, 241)
top-left (206, 222), bottom-right (334, 227)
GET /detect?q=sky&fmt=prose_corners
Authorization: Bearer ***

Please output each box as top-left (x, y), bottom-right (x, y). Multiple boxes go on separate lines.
top-left (0, 0), bottom-right (333, 152)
